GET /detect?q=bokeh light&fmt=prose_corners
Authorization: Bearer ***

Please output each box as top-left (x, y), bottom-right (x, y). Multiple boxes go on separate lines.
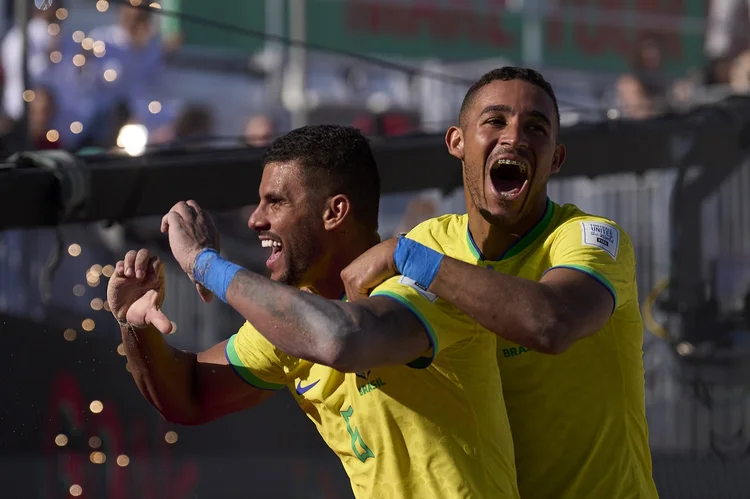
top-left (68, 244), bottom-right (81, 257)
top-left (22, 90), bottom-right (35, 103)
top-left (130, 0), bottom-right (142, 6)
top-left (72, 54), bottom-right (86, 67)
top-left (116, 455), bottom-right (130, 467)
top-left (55, 7), bottom-right (68, 19)
top-left (102, 264), bottom-right (115, 277)
top-left (69, 485), bottom-right (82, 497)
top-left (96, 0), bottom-right (109, 12)
top-left (82, 319), bottom-right (95, 331)
top-left (81, 38), bottom-right (94, 51)
top-left (70, 121), bottom-right (83, 134)
top-left (47, 23), bottom-right (60, 36)
top-left (90, 451), bottom-right (106, 464)
top-left (72, 284), bottom-right (85, 297)
top-left (72, 30), bottom-right (84, 43)
top-left (50, 51), bottom-right (62, 63)
top-left (55, 434), bottom-right (68, 446)
top-left (89, 400), bottom-right (103, 414)
top-left (117, 343), bottom-right (125, 356)
top-left (103, 300), bottom-right (111, 312)
top-left (46, 129), bottom-right (59, 142)
top-left (165, 431), bottom-right (178, 444)
top-left (88, 436), bottom-right (101, 448)
top-left (63, 329), bottom-right (77, 341)
top-left (103, 69), bottom-right (117, 82)
top-left (148, 101), bottom-right (162, 114)
top-left (90, 298), bottom-right (103, 311)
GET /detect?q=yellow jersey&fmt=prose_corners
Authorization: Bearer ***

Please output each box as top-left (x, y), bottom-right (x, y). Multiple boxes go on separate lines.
top-left (226, 278), bottom-right (519, 498)
top-left (413, 199), bottom-right (658, 499)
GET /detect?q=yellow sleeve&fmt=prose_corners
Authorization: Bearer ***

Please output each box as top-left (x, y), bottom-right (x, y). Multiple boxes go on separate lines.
top-left (547, 218), bottom-right (636, 310)
top-left (370, 275), bottom-right (477, 368)
top-left (224, 321), bottom-right (287, 391)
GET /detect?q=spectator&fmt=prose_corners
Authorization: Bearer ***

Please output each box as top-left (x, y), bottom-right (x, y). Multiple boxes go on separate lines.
top-left (616, 35), bottom-right (669, 119)
top-left (730, 50), bottom-right (750, 93)
top-left (244, 113), bottom-right (274, 147)
top-left (1, 0), bottom-right (63, 123)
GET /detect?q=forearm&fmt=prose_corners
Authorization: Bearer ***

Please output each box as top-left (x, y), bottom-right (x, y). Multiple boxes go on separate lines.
top-left (226, 270), bottom-right (358, 367)
top-left (120, 324), bottom-right (202, 424)
top-left (430, 257), bottom-right (568, 353)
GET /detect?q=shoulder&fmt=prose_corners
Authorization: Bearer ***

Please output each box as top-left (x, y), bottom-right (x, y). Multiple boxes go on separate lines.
top-left (406, 214), bottom-right (468, 253)
top-left (550, 203), bottom-right (633, 257)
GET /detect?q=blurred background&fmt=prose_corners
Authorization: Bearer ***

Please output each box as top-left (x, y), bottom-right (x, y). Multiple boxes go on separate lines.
top-left (0, 0), bottom-right (749, 497)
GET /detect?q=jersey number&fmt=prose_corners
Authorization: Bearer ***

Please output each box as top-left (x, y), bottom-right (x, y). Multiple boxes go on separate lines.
top-left (340, 406), bottom-right (374, 463)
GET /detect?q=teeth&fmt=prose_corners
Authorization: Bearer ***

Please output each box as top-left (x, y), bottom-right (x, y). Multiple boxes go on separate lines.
top-left (496, 159), bottom-right (529, 175)
top-left (261, 240), bottom-right (282, 248)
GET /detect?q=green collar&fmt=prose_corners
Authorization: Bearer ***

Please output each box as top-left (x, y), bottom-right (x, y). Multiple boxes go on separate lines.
top-left (466, 198), bottom-right (555, 262)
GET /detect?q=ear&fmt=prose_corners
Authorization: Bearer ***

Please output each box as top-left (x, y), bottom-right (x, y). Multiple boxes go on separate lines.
top-left (323, 194), bottom-right (351, 231)
top-left (550, 143), bottom-right (566, 175)
top-left (445, 126), bottom-right (465, 161)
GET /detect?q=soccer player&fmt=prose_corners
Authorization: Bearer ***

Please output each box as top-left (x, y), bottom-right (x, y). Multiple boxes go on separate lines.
top-left (341, 68), bottom-right (660, 499)
top-left (108, 125), bottom-right (519, 499)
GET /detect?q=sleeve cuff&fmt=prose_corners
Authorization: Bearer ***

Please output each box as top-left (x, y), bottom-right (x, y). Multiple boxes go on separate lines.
top-left (371, 290), bottom-right (438, 369)
top-left (544, 264), bottom-right (618, 312)
top-left (225, 335), bottom-right (286, 391)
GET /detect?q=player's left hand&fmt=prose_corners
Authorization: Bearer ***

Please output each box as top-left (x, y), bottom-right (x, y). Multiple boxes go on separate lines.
top-left (161, 200), bottom-right (220, 302)
top-left (341, 237), bottom-right (399, 301)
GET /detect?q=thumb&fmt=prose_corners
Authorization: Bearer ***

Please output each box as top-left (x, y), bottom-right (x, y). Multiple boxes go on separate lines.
top-left (147, 308), bottom-right (174, 335)
top-left (196, 283), bottom-right (214, 303)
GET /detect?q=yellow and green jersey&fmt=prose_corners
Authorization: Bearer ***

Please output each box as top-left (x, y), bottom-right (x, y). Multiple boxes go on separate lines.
top-left (411, 199), bottom-right (658, 499)
top-left (226, 273), bottom-right (519, 498)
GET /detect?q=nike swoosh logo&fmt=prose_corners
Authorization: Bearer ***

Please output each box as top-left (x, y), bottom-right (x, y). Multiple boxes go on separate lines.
top-left (295, 379), bottom-right (320, 396)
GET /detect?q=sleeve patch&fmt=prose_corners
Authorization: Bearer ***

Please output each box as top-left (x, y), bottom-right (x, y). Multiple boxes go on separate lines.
top-left (399, 275), bottom-right (438, 303)
top-left (580, 222), bottom-right (619, 260)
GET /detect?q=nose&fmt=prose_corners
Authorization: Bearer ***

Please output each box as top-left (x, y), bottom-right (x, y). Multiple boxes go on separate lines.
top-left (248, 204), bottom-right (269, 232)
top-left (499, 118), bottom-right (529, 149)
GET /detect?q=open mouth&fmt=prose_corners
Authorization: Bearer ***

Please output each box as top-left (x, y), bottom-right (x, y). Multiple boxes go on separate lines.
top-left (260, 238), bottom-right (283, 271)
top-left (490, 158), bottom-right (530, 199)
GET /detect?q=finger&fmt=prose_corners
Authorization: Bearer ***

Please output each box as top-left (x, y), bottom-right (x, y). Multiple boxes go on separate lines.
top-left (134, 249), bottom-right (151, 279)
top-left (185, 199), bottom-right (202, 215)
top-left (148, 308), bottom-right (174, 335)
top-left (161, 211), bottom-right (183, 235)
top-left (123, 250), bottom-right (138, 277)
top-left (172, 201), bottom-right (196, 221)
top-left (146, 257), bottom-right (163, 283)
top-left (114, 260), bottom-right (125, 277)
top-left (195, 282), bottom-right (214, 303)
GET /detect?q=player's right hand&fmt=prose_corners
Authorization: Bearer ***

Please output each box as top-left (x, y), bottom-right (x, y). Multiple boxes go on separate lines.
top-left (107, 249), bottom-right (173, 334)
top-left (341, 237), bottom-right (400, 301)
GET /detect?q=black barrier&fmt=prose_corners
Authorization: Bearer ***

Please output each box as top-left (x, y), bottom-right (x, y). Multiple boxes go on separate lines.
top-left (1, 96), bottom-right (749, 231)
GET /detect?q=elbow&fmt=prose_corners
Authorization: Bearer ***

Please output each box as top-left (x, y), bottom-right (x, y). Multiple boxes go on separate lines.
top-left (523, 304), bottom-right (572, 355)
top-left (318, 327), bottom-right (367, 373)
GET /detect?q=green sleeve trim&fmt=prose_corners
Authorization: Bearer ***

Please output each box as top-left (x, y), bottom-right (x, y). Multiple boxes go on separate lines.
top-left (225, 335), bottom-right (286, 391)
top-left (371, 290), bottom-right (438, 369)
top-left (546, 264), bottom-right (618, 311)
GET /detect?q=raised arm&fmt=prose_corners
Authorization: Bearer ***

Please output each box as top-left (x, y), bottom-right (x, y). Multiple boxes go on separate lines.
top-left (109, 250), bottom-right (273, 426)
top-left (343, 222), bottom-right (631, 355)
top-left (160, 201), bottom-right (431, 373)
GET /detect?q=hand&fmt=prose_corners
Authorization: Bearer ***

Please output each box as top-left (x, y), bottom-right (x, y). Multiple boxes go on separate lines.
top-left (107, 249), bottom-right (173, 334)
top-left (341, 237), bottom-right (400, 301)
top-left (161, 200), bottom-right (219, 302)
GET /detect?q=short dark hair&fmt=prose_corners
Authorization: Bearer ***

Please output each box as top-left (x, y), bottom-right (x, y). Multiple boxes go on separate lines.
top-left (459, 67), bottom-right (560, 129)
top-left (262, 125), bottom-right (380, 230)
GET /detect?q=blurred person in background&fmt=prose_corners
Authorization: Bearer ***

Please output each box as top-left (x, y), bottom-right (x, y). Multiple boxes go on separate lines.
top-left (705, 0), bottom-right (750, 67)
top-left (616, 35), bottom-right (669, 119)
top-left (0, 0), bottom-right (62, 130)
top-left (244, 113), bottom-right (275, 147)
top-left (730, 50), bottom-right (750, 93)
top-left (0, 85), bottom-right (59, 155)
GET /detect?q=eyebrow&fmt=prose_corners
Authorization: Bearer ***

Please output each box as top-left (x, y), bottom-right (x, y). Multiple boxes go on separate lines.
top-left (480, 104), bottom-right (553, 128)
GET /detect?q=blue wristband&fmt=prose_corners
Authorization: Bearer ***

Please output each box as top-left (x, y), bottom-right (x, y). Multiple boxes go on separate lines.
top-left (192, 248), bottom-right (244, 303)
top-left (393, 236), bottom-right (444, 289)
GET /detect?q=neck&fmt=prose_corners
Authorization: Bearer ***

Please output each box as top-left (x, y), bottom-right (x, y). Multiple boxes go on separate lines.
top-left (467, 195), bottom-right (549, 261)
top-left (305, 231), bottom-right (378, 300)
